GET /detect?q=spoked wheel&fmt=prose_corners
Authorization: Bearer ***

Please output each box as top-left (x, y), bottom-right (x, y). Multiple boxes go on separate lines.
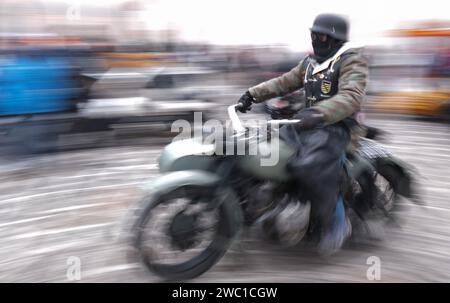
top-left (348, 163), bottom-right (400, 242)
top-left (132, 186), bottom-right (241, 281)
top-left (373, 170), bottom-right (397, 213)
top-left (373, 162), bottom-right (410, 228)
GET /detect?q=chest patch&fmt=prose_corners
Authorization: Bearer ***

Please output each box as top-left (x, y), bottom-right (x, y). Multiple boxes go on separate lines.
top-left (320, 80), bottom-right (332, 94)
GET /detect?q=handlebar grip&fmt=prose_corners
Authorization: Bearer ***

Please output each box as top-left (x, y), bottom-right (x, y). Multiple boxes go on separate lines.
top-left (234, 103), bottom-right (244, 112)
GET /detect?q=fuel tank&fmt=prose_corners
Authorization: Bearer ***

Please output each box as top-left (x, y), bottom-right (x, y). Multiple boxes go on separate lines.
top-left (158, 138), bottom-right (215, 173)
top-left (159, 136), bottom-right (295, 182)
top-left (237, 137), bottom-right (295, 182)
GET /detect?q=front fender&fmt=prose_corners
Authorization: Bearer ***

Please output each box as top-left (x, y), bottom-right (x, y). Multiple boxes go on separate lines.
top-left (141, 170), bottom-right (221, 195)
top-left (140, 170), bottom-right (243, 236)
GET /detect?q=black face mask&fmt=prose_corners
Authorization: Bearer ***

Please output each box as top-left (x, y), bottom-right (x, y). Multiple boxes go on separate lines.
top-left (311, 33), bottom-right (343, 63)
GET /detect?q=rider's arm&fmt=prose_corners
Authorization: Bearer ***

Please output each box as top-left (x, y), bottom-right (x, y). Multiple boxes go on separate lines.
top-left (312, 53), bottom-right (369, 125)
top-left (248, 57), bottom-right (307, 103)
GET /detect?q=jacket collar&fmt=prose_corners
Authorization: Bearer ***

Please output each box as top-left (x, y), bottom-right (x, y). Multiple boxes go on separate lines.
top-left (311, 42), bottom-right (364, 75)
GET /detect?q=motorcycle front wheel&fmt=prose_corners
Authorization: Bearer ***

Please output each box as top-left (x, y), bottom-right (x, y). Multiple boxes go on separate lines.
top-left (131, 185), bottom-right (241, 281)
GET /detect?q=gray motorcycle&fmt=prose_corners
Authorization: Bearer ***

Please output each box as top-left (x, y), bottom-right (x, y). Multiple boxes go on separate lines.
top-left (128, 104), bottom-right (417, 280)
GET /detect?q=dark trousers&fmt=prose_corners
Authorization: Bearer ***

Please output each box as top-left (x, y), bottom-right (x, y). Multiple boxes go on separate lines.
top-left (279, 123), bottom-right (350, 232)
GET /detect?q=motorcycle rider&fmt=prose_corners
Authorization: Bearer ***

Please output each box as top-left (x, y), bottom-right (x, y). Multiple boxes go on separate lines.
top-left (237, 13), bottom-right (369, 255)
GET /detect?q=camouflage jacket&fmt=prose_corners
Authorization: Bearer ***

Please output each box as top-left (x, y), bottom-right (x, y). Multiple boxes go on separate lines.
top-left (249, 43), bottom-right (369, 125)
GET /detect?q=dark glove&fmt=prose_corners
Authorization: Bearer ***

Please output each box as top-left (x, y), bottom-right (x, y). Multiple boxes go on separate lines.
top-left (237, 91), bottom-right (254, 113)
top-left (293, 108), bottom-right (325, 130)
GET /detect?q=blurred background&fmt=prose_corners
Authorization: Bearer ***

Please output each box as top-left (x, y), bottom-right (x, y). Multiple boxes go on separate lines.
top-left (1, 0), bottom-right (450, 282)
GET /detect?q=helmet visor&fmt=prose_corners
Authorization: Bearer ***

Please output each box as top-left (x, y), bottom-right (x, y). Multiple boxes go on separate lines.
top-left (311, 32), bottom-right (328, 42)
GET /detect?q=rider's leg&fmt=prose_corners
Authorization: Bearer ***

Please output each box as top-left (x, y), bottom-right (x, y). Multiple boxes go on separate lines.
top-left (283, 123), bottom-right (350, 254)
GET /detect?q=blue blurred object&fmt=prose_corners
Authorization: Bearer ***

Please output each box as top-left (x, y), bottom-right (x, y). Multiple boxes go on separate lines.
top-left (0, 51), bottom-right (77, 116)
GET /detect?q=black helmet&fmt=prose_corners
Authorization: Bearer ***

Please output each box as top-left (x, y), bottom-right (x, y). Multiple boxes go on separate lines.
top-left (310, 14), bottom-right (349, 41)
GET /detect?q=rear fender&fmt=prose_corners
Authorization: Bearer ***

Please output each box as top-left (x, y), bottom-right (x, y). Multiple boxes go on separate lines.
top-left (374, 157), bottom-right (416, 199)
top-left (346, 154), bottom-right (376, 180)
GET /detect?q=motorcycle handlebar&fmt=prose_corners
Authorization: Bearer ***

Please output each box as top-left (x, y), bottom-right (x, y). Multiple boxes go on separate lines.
top-left (268, 119), bottom-right (301, 125)
top-left (228, 104), bottom-right (301, 133)
top-left (228, 104), bottom-right (246, 133)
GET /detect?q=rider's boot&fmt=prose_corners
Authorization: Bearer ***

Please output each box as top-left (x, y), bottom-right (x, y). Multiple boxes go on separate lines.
top-left (317, 196), bottom-right (352, 256)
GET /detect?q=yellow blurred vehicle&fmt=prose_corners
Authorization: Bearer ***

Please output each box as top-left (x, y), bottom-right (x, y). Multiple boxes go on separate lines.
top-left (96, 52), bottom-right (176, 69)
top-left (369, 24), bottom-right (450, 119)
top-left (372, 91), bottom-right (450, 118)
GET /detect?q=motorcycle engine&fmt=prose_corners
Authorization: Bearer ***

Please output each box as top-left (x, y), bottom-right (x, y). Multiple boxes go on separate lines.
top-left (257, 195), bottom-right (311, 247)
